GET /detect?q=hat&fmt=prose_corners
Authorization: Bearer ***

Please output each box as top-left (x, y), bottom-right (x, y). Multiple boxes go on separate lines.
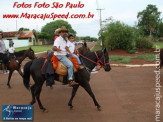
top-left (58, 26), bottom-right (68, 33)
top-left (55, 28), bottom-right (61, 34)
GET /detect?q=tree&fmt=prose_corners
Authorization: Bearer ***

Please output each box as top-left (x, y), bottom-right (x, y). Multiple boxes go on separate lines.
top-left (37, 32), bottom-right (50, 40)
top-left (41, 20), bottom-right (76, 41)
top-left (102, 21), bottom-right (138, 50)
top-left (19, 27), bottom-right (30, 31)
top-left (137, 4), bottom-right (162, 36)
top-left (158, 22), bottom-right (163, 37)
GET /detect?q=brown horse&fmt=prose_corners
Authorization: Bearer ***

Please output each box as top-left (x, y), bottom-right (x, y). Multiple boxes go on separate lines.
top-left (77, 42), bottom-right (91, 55)
top-left (6, 48), bottom-right (36, 88)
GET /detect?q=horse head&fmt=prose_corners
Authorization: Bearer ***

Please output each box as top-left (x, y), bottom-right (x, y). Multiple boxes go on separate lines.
top-left (101, 48), bottom-right (111, 72)
top-left (26, 48), bottom-right (36, 60)
top-left (77, 42), bottom-right (90, 55)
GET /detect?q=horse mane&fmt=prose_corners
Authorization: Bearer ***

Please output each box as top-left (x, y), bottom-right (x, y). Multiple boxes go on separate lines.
top-left (13, 50), bottom-right (27, 57)
top-left (83, 50), bottom-right (103, 59)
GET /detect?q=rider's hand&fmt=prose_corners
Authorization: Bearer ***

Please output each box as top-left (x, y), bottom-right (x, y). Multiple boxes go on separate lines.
top-left (57, 46), bottom-right (62, 52)
top-left (69, 52), bottom-right (73, 56)
top-left (75, 50), bottom-right (79, 54)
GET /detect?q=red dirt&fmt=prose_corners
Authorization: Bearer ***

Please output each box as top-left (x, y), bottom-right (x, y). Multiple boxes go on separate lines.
top-left (0, 67), bottom-right (162, 122)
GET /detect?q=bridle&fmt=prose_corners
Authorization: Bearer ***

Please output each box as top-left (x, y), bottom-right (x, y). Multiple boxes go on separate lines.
top-left (78, 51), bottom-right (110, 71)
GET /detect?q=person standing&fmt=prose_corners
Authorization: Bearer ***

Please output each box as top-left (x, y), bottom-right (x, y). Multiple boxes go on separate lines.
top-left (0, 32), bottom-right (6, 60)
top-left (0, 32), bottom-right (7, 72)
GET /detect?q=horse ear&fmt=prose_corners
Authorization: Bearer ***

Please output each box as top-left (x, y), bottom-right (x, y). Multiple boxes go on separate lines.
top-left (103, 48), bottom-right (107, 53)
top-left (84, 42), bottom-right (87, 47)
top-left (29, 47), bottom-right (31, 50)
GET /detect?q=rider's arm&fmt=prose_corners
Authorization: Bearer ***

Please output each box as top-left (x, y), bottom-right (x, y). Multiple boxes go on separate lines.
top-left (65, 46), bottom-right (72, 55)
top-left (52, 46), bottom-right (61, 52)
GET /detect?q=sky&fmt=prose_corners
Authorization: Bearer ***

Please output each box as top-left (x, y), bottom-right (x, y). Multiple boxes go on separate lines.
top-left (0, 0), bottom-right (163, 38)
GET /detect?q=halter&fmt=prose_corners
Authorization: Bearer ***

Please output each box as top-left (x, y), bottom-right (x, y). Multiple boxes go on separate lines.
top-left (78, 51), bottom-right (110, 70)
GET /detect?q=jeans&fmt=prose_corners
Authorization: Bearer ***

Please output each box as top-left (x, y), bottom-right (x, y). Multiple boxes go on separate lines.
top-left (67, 54), bottom-right (81, 65)
top-left (56, 55), bottom-right (74, 80)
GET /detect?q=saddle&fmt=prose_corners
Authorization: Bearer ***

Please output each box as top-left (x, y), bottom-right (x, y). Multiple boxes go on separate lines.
top-left (51, 55), bottom-right (79, 76)
top-left (42, 55), bottom-right (80, 76)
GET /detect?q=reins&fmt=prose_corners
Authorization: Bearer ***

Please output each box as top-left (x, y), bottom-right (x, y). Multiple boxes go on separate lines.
top-left (78, 51), bottom-right (110, 71)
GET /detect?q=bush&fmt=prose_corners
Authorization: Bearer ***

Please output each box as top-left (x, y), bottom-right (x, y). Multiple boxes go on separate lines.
top-left (102, 21), bottom-right (138, 51)
top-left (136, 36), bottom-right (153, 48)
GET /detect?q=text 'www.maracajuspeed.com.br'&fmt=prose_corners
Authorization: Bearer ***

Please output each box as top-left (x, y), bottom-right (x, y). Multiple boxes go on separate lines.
top-left (3, 12), bottom-right (94, 20)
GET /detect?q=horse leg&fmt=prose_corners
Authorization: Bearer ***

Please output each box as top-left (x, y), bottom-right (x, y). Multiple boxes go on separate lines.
top-left (81, 82), bottom-right (101, 110)
top-left (35, 83), bottom-right (47, 112)
top-left (7, 70), bottom-right (14, 88)
top-left (17, 68), bottom-right (23, 78)
top-left (68, 85), bottom-right (79, 109)
top-left (29, 84), bottom-right (36, 105)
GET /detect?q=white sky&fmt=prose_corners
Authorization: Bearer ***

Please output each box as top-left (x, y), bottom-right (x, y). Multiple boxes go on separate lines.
top-left (0, 0), bottom-right (163, 38)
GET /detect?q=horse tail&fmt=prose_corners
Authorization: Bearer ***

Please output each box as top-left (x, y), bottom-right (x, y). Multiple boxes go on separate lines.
top-left (23, 61), bottom-right (33, 90)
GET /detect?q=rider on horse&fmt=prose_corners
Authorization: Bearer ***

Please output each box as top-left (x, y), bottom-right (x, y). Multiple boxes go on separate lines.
top-left (0, 32), bottom-right (8, 72)
top-left (52, 26), bottom-right (79, 87)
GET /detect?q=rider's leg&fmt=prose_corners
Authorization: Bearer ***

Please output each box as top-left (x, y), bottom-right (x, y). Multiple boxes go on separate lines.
top-left (56, 55), bottom-right (78, 86)
top-left (71, 54), bottom-right (81, 65)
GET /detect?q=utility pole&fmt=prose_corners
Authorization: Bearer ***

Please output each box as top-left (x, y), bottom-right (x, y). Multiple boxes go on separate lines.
top-left (96, 8), bottom-right (104, 48)
top-left (16, 20), bottom-right (17, 31)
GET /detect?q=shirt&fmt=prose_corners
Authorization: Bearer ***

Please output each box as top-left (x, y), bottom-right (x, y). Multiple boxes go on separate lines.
top-left (53, 36), bottom-right (67, 55)
top-left (67, 40), bottom-right (75, 53)
top-left (0, 40), bottom-right (6, 53)
top-left (8, 47), bottom-right (15, 53)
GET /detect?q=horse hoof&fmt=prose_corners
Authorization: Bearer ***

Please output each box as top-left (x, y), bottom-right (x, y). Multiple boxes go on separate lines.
top-left (43, 109), bottom-right (48, 113)
top-left (42, 108), bottom-right (48, 113)
top-left (29, 101), bottom-right (35, 105)
top-left (97, 106), bottom-right (102, 111)
top-left (68, 104), bottom-right (73, 109)
top-left (50, 86), bottom-right (53, 89)
top-left (8, 86), bottom-right (12, 89)
top-left (69, 106), bottom-right (73, 110)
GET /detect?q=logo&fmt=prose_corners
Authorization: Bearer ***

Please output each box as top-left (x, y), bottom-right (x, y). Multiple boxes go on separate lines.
top-left (2, 105), bottom-right (33, 121)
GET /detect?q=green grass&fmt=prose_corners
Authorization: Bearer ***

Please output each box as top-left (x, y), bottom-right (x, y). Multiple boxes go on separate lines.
top-left (15, 45), bottom-right (52, 53)
top-left (91, 41), bottom-right (102, 51)
top-left (153, 42), bottom-right (163, 49)
top-left (132, 54), bottom-right (155, 62)
top-left (110, 53), bottom-right (155, 64)
top-left (110, 56), bottom-right (131, 64)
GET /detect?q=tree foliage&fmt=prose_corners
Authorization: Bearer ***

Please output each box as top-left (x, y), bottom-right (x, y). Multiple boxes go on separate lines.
top-left (79, 36), bottom-right (98, 41)
top-left (137, 4), bottom-right (162, 36)
top-left (37, 32), bottom-right (50, 40)
top-left (41, 20), bottom-right (76, 41)
top-left (19, 27), bottom-right (30, 31)
top-left (158, 22), bottom-right (163, 37)
top-left (102, 21), bottom-right (138, 50)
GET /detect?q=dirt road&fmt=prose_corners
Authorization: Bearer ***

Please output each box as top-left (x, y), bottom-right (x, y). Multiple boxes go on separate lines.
top-left (0, 67), bottom-right (162, 122)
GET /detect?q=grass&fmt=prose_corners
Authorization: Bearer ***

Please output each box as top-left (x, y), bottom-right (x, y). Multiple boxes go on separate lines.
top-left (110, 56), bottom-right (131, 64)
top-left (91, 41), bottom-right (102, 51)
top-left (15, 45), bottom-right (52, 53)
top-left (110, 53), bottom-right (155, 64)
top-left (153, 42), bottom-right (163, 49)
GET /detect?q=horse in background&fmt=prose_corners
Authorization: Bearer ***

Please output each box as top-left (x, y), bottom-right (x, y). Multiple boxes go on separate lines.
top-left (5, 48), bottom-right (36, 88)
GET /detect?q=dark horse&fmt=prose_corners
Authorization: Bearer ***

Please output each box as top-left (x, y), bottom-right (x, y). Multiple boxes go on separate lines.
top-left (5, 48), bottom-right (36, 88)
top-left (23, 48), bottom-right (111, 112)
